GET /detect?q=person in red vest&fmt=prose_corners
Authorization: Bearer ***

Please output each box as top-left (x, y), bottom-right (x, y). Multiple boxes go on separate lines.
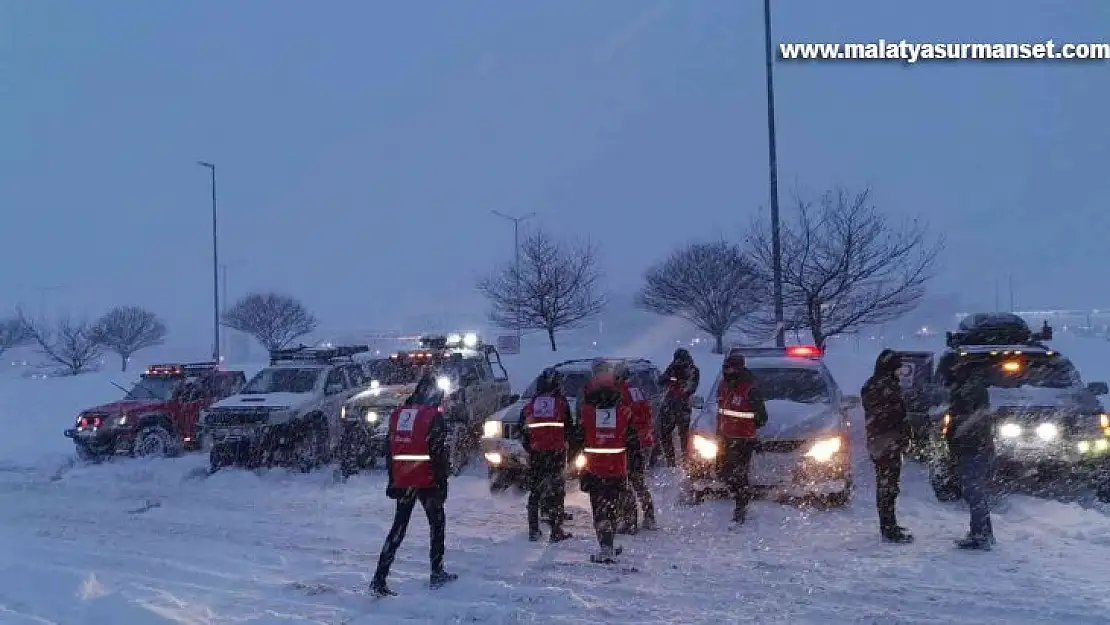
top-left (519, 367), bottom-right (576, 543)
top-left (576, 359), bottom-right (641, 564)
top-left (716, 352), bottom-right (768, 525)
top-left (370, 373), bottom-right (457, 596)
top-left (615, 362), bottom-right (657, 532)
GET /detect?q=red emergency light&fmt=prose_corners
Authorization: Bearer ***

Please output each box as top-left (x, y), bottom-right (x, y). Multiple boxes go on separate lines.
top-left (785, 345), bottom-right (821, 358)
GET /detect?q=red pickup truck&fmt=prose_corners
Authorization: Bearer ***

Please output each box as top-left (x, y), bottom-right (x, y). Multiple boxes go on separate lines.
top-left (64, 362), bottom-right (246, 461)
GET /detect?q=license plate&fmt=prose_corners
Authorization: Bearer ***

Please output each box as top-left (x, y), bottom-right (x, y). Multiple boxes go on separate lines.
top-left (75, 429), bottom-right (96, 438)
top-left (750, 452), bottom-right (797, 485)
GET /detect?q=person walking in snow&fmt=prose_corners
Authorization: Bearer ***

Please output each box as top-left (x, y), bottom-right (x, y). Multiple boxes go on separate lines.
top-left (370, 374), bottom-right (457, 596)
top-left (656, 348), bottom-right (700, 467)
top-left (519, 367), bottom-right (575, 543)
top-left (714, 352), bottom-right (768, 525)
top-left (616, 361), bottom-right (658, 533)
top-left (947, 360), bottom-right (996, 550)
top-left (576, 359), bottom-right (640, 563)
top-left (862, 349), bottom-right (914, 543)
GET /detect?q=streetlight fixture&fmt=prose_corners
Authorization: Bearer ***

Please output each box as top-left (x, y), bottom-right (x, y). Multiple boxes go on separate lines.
top-left (490, 210), bottom-right (536, 343)
top-left (197, 160), bottom-right (220, 363)
top-left (763, 0), bottom-right (785, 347)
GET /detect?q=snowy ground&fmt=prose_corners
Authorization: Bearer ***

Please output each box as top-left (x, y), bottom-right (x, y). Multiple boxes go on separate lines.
top-left (4, 335), bottom-right (1110, 623)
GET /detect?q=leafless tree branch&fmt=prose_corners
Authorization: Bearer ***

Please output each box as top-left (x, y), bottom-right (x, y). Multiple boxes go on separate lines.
top-left (637, 240), bottom-right (765, 353)
top-left (746, 185), bottom-right (944, 347)
top-left (476, 227), bottom-right (606, 351)
top-left (17, 309), bottom-right (104, 376)
top-left (0, 316), bottom-right (32, 359)
top-left (92, 306), bottom-right (168, 372)
top-left (221, 292), bottom-right (318, 351)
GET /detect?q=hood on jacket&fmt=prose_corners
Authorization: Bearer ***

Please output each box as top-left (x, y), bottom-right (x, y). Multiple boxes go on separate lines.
top-left (873, 349), bottom-right (902, 377)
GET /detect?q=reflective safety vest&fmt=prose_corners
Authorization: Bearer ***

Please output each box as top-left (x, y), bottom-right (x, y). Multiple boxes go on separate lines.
top-left (716, 379), bottom-right (757, 439)
top-left (580, 398), bottom-right (632, 478)
top-left (623, 384), bottom-right (655, 447)
top-left (523, 393), bottom-right (568, 452)
top-left (389, 405), bottom-right (436, 488)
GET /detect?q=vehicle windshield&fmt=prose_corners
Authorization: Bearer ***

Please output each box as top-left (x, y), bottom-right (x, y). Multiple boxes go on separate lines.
top-left (710, 368), bottom-right (830, 404)
top-left (980, 358), bottom-right (1078, 389)
top-left (241, 368), bottom-right (321, 394)
top-left (366, 359), bottom-right (423, 385)
top-left (522, 372), bottom-right (590, 399)
top-left (125, 376), bottom-right (180, 401)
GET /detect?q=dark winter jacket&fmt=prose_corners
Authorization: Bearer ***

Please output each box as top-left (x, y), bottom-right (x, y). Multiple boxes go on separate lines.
top-left (662, 360), bottom-right (701, 398)
top-left (385, 378), bottom-right (450, 499)
top-left (862, 350), bottom-right (910, 460)
top-left (518, 391), bottom-right (576, 457)
top-left (720, 368), bottom-right (770, 429)
top-left (947, 369), bottom-right (993, 457)
top-left (574, 378), bottom-right (640, 492)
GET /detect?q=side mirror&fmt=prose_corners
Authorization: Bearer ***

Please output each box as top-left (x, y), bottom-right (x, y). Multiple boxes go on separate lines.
top-left (326, 383), bottom-right (344, 395)
top-left (841, 395), bottom-right (862, 410)
top-left (1089, 382), bottom-right (1108, 396)
top-left (691, 395), bottom-right (705, 410)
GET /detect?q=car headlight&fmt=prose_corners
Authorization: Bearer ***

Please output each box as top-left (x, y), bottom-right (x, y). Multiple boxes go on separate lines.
top-left (484, 452), bottom-right (502, 465)
top-left (365, 410), bottom-right (379, 424)
top-left (999, 423), bottom-right (1022, 438)
top-left (574, 453), bottom-right (586, 469)
top-left (1036, 423), bottom-right (1058, 441)
top-left (436, 376), bottom-right (452, 393)
top-left (113, 415), bottom-right (128, 426)
top-left (804, 436), bottom-right (842, 463)
top-left (483, 420), bottom-right (503, 438)
top-left (341, 405), bottom-right (350, 419)
top-left (692, 434), bottom-right (718, 459)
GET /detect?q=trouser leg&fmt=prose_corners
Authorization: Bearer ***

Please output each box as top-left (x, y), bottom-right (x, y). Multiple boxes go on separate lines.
top-left (545, 467), bottom-right (566, 532)
top-left (374, 490), bottom-right (418, 581)
top-left (958, 452), bottom-right (994, 540)
top-left (526, 467), bottom-right (542, 532)
top-left (724, 440), bottom-right (755, 517)
top-left (676, 414), bottom-right (691, 458)
top-left (660, 414), bottom-right (677, 467)
top-left (418, 490), bottom-right (447, 573)
top-left (873, 454), bottom-right (902, 531)
top-left (629, 457), bottom-right (655, 521)
top-left (589, 487), bottom-right (617, 549)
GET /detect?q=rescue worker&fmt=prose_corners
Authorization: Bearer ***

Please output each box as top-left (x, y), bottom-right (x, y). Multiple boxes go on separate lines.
top-left (861, 349), bottom-right (914, 543)
top-left (576, 359), bottom-right (640, 563)
top-left (657, 348), bottom-right (700, 467)
top-left (519, 367), bottom-right (575, 543)
top-left (715, 352), bottom-right (768, 525)
top-left (947, 359), bottom-right (995, 550)
top-left (370, 375), bottom-right (457, 596)
top-left (616, 362), bottom-right (657, 532)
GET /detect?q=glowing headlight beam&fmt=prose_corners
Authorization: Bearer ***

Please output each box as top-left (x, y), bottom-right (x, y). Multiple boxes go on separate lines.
top-left (999, 423), bottom-right (1022, 438)
top-left (574, 453), bottom-right (586, 469)
top-left (436, 376), bottom-right (452, 392)
top-left (462, 332), bottom-right (479, 348)
top-left (1035, 422), bottom-right (1058, 441)
top-left (483, 420), bottom-right (502, 438)
top-left (804, 436), bottom-right (842, 463)
top-left (692, 434), bottom-right (718, 459)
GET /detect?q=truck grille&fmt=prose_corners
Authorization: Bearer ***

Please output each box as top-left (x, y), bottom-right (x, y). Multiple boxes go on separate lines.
top-left (502, 423), bottom-right (522, 440)
top-left (206, 409), bottom-right (271, 426)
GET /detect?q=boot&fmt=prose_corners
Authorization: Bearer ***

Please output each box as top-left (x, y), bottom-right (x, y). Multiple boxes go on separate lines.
top-left (590, 544), bottom-right (623, 564)
top-left (369, 577), bottom-right (396, 597)
top-left (528, 528), bottom-right (543, 542)
top-left (955, 534), bottom-right (992, 550)
top-left (881, 525), bottom-right (914, 544)
top-left (429, 570), bottom-right (458, 588)
top-left (549, 527), bottom-right (573, 543)
top-left (641, 509), bottom-right (657, 531)
top-left (731, 505), bottom-right (747, 525)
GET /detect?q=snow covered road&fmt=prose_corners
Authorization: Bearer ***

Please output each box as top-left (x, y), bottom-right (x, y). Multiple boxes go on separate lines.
top-left (5, 430), bottom-right (1110, 625)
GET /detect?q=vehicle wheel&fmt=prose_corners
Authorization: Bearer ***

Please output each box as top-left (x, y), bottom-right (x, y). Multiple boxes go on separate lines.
top-left (293, 418), bottom-right (328, 473)
top-left (135, 425), bottom-right (180, 458)
top-left (824, 483), bottom-right (852, 507)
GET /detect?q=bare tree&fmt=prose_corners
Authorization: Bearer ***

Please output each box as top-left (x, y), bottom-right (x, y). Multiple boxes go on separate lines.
top-left (17, 310), bottom-right (104, 376)
top-left (477, 227), bottom-right (606, 351)
top-left (637, 241), bottom-right (764, 354)
top-left (0, 316), bottom-right (32, 359)
top-left (221, 292), bottom-right (318, 351)
top-left (747, 186), bottom-right (944, 348)
top-left (92, 306), bottom-right (168, 372)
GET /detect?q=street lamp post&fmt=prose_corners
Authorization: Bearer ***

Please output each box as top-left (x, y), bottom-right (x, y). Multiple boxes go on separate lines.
top-left (197, 161), bottom-right (220, 363)
top-left (763, 0), bottom-right (785, 347)
top-left (490, 210), bottom-right (536, 344)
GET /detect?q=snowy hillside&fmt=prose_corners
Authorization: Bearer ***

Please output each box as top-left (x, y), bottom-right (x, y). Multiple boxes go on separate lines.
top-left (3, 335), bottom-right (1110, 623)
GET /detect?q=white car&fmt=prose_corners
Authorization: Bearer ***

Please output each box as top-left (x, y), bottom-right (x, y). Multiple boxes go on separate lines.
top-left (680, 345), bottom-right (855, 507)
top-left (200, 346), bottom-right (371, 471)
top-left (480, 357), bottom-right (664, 493)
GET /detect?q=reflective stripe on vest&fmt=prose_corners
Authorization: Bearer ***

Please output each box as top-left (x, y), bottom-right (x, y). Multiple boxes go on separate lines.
top-left (393, 454), bottom-right (432, 461)
top-left (585, 447), bottom-right (626, 454)
top-left (718, 408), bottom-right (755, 419)
top-left (527, 422), bottom-right (565, 429)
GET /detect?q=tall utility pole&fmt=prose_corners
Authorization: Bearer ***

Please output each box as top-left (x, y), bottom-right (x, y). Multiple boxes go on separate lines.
top-left (763, 0), bottom-right (785, 347)
top-left (490, 210), bottom-right (535, 344)
top-left (197, 161), bottom-right (220, 364)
